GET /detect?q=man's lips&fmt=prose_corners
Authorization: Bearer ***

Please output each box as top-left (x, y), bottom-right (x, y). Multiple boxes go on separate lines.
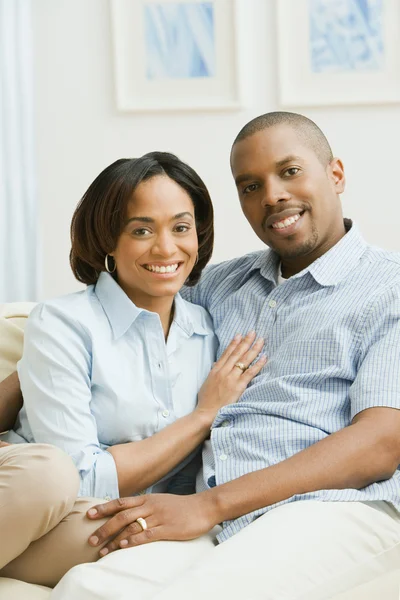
top-left (263, 209), bottom-right (305, 231)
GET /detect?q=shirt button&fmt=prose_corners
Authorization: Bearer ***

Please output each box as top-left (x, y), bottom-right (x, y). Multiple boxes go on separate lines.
top-left (207, 475), bottom-right (216, 488)
top-left (268, 299), bottom-right (277, 308)
top-left (162, 409), bottom-right (170, 418)
top-left (221, 421), bottom-right (230, 427)
top-left (219, 454), bottom-right (228, 461)
top-left (104, 495), bottom-right (111, 501)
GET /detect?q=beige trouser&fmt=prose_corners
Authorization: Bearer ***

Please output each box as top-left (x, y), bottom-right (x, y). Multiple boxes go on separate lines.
top-left (51, 499), bottom-right (400, 600)
top-left (0, 443), bottom-right (108, 587)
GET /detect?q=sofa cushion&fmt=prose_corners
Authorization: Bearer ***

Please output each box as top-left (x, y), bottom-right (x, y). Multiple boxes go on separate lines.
top-left (0, 303), bottom-right (35, 382)
top-left (0, 577), bottom-right (51, 600)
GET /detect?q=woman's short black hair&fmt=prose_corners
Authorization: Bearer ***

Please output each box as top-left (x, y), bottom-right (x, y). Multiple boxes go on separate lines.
top-left (70, 151), bottom-right (214, 286)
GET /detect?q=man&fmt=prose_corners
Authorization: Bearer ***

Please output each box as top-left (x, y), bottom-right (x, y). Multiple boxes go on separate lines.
top-left (52, 112), bottom-right (400, 599)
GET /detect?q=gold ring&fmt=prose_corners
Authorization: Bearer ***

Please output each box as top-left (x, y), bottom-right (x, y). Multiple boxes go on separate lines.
top-left (234, 362), bottom-right (247, 372)
top-left (135, 517), bottom-right (148, 531)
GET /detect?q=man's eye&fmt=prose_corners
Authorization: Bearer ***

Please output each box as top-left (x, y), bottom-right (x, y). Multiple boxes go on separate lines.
top-left (283, 167), bottom-right (300, 177)
top-left (242, 183), bottom-right (259, 194)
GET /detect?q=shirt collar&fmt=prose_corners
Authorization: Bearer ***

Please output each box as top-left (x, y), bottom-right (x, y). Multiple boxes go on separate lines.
top-left (94, 272), bottom-right (210, 340)
top-left (301, 221), bottom-right (367, 287)
top-left (173, 293), bottom-right (211, 337)
top-left (94, 272), bottom-right (143, 339)
top-left (252, 220), bottom-right (368, 287)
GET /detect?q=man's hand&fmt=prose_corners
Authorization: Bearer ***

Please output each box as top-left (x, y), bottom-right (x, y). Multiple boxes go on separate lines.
top-left (87, 493), bottom-right (218, 556)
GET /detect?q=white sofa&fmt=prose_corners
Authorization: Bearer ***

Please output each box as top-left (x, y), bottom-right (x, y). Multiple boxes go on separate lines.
top-left (0, 302), bottom-right (399, 599)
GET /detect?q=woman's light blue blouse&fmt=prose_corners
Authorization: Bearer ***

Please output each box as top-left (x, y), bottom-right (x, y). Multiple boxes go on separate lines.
top-left (9, 273), bottom-right (217, 499)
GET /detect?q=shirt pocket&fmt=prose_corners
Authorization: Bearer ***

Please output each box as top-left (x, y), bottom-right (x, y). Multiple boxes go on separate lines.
top-left (271, 339), bottom-right (349, 379)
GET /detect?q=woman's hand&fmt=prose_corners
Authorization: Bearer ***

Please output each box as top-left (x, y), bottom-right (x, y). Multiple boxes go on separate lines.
top-left (195, 331), bottom-right (266, 425)
top-left (0, 441), bottom-right (11, 448)
top-left (87, 493), bottom-right (218, 556)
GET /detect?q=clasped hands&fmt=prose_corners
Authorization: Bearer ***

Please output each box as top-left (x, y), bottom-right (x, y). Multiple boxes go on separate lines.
top-left (87, 492), bottom-right (218, 556)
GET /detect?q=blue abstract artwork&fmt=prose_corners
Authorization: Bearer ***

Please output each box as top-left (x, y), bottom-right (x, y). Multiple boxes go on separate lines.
top-left (310, 0), bottom-right (384, 73)
top-left (144, 2), bottom-right (215, 80)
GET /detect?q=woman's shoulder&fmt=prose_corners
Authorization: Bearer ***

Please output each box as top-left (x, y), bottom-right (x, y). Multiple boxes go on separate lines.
top-left (28, 287), bottom-right (99, 331)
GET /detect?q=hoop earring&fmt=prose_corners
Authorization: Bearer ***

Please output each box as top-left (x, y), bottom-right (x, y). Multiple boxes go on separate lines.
top-left (104, 254), bottom-right (116, 274)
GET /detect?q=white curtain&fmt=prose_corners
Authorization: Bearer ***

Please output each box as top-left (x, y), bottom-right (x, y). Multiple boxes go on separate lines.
top-left (0, 0), bottom-right (37, 302)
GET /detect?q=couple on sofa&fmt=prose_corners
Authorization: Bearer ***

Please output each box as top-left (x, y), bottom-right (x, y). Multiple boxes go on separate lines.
top-left (1, 111), bottom-right (400, 600)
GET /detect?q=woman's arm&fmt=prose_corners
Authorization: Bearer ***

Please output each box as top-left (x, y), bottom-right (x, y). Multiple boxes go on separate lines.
top-left (22, 304), bottom-right (265, 498)
top-left (20, 304), bottom-right (119, 500)
top-left (0, 372), bottom-right (23, 432)
top-left (108, 332), bottom-right (266, 496)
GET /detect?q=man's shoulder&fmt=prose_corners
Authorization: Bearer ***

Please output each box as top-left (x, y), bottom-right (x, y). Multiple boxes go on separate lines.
top-left (181, 249), bottom-right (270, 307)
top-left (203, 249), bottom-right (269, 281)
top-left (363, 245), bottom-right (400, 282)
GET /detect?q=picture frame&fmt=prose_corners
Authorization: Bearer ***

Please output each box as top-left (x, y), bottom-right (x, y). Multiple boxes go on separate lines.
top-left (110, 0), bottom-right (242, 112)
top-left (277, 0), bottom-right (400, 107)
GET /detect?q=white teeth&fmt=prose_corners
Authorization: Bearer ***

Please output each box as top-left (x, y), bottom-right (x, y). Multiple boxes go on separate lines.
top-left (144, 263), bottom-right (179, 273)
top-left (272, 214), bottom-right (301, 230)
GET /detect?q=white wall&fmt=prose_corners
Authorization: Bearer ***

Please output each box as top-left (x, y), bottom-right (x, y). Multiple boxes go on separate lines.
top-left (33, 0), bottom-right (400, 301)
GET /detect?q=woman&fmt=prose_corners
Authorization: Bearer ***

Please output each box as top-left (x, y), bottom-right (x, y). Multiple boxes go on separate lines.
top-left (0, 152), bottom-right (265, 586)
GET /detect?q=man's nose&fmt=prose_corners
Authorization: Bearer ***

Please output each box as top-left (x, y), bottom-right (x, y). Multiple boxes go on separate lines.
top-left (261, 178), bottom-right (291, 208)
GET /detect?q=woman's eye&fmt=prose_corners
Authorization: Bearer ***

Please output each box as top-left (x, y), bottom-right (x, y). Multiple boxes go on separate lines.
top-left (283, 167), bottom-right (300, 177)
top-left (174, 224), bottom-right (190, 233)
top-left (133, 228), bottom-right (151, 236)
top-left (243, 183), bottom-right (259, 194)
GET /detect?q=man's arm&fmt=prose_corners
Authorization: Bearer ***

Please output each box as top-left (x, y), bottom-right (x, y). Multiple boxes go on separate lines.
top-left (87, 405), bottom-right (400, 554)
top-left (0, 372), bottom-right (23, 433)
top-left (88, 288), bottom-right (400, 551)
top-left (209, 406), bottom-right (400, 522)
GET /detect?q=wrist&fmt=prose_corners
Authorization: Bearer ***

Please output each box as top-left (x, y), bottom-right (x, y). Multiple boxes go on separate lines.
top-left (192, 406), bottom-right (215, 430)
top-left (196, 489), bottom-right (224, 527)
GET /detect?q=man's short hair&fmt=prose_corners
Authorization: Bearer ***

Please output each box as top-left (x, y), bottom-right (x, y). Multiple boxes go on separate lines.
top-left (232, 111), bottom-right (334, 166)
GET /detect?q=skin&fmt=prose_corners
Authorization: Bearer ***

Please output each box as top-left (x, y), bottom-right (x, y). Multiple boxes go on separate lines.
top-left (86, 125), bottom-right (400, 554)
top-left (0, 372), bottom-right (23, 434)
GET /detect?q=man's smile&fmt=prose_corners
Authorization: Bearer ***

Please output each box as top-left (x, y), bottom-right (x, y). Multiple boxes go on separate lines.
top-left (263, 209), bottom-right (306, 235)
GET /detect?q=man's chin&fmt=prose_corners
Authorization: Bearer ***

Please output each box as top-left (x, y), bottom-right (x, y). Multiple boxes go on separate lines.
top-left (267, 238), bottom-right (317, 260)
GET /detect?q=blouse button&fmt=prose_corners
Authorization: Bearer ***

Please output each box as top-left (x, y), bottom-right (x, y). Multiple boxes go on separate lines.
top-left (162, 409), bottom-right (170, 418)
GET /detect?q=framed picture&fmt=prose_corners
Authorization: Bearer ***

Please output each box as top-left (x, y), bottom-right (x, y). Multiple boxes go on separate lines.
top-left (277, 0), bottom-right (400, 106)
top-left (110, 0), bottom-right (242, 111)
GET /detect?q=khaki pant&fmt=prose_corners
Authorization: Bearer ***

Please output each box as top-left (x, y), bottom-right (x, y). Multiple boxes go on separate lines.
top-left (51, 500), bottom-right (400, 600)
top-left (0, 443), bottom-right (108, 587)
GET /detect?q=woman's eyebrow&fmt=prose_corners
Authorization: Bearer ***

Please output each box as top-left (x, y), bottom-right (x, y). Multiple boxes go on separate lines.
top-left (125, 212), bottom-right (194, 225)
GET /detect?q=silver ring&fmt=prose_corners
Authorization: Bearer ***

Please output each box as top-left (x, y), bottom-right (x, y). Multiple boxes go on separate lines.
top-left (234, 362), bottom-right (247, 372)
top-left (135, 517), bottom-right (148, 531)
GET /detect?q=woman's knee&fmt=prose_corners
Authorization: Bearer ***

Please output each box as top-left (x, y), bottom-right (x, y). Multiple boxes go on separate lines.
top-left (4, 443), bottom-right (79, 514)
top-left (28, 444), bottom-right (79, 506)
